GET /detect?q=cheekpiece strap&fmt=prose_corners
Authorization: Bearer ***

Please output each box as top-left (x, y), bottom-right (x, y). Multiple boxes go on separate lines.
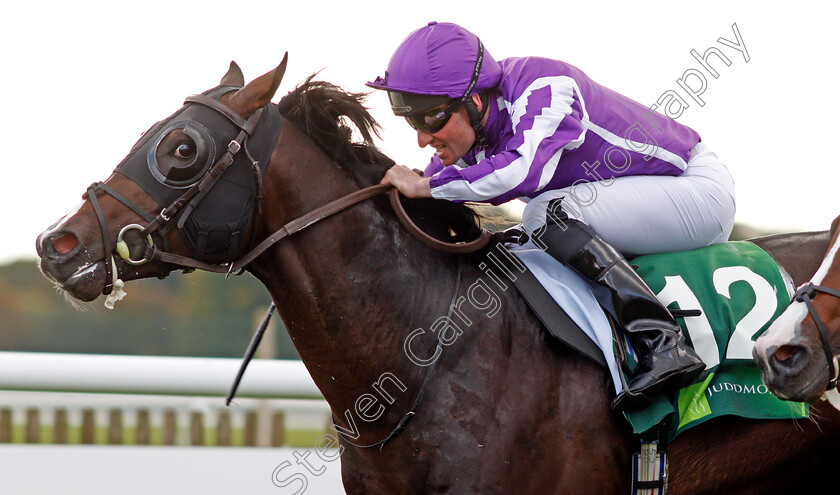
top-left (184, 94), bottom-right (259, 136)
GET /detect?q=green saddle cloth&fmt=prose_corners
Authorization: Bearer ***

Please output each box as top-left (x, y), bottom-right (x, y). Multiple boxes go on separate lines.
top-left (622, 241), bottom-right (808, 442)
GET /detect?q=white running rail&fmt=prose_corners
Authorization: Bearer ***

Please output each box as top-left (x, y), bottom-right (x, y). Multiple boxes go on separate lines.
top-left (0, 351), bottom-right (322, 399)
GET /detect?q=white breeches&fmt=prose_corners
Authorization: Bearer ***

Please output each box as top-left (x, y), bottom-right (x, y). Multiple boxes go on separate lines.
top-left (522, 142), bottom-right (737, 256)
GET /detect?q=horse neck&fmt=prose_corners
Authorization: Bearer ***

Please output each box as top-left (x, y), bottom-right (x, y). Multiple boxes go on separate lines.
top-left (811, 218), bottom-right (840, 286)
top-left (808, 221), bottom-right (840, 324)
top-left (251, 124), bottom-right (459, 407)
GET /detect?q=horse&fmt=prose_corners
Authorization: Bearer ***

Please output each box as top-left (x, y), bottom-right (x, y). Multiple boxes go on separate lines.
top-left (754, 215), bottom-right (840, 403)
top-left (35, 59), bottom-right (840, 494)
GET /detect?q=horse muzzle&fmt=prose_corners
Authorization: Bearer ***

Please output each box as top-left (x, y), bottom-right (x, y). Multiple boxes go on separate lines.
top-left (754, 337), bottom-right (829, 402)
top-left (36, 228), bottom-right (109, 302)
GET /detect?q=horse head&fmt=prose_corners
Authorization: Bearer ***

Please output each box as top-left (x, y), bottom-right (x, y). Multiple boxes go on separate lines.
top-left (36, 58), bottom-right (288, 303)
top-left (754, 214), bottom-right (840, 402)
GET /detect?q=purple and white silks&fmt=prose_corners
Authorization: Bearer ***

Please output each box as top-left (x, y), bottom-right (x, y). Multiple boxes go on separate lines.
top-left (424, 57), bottom-right (702, 205)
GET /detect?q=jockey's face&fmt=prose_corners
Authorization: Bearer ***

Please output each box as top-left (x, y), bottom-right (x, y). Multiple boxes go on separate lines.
top-left (416, 94), bottom-right (482, 166)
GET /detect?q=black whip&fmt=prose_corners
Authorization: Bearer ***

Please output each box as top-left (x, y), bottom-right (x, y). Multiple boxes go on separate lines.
top-left (226, 302), bottom-right (276, 405)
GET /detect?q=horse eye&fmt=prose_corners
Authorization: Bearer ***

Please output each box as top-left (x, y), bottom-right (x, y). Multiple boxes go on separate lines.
top-left (175, 143), bottom-right (196, 159)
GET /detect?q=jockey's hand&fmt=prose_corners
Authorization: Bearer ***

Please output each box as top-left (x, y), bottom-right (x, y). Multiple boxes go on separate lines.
top-left (380, 165), bottom-right (432, 199)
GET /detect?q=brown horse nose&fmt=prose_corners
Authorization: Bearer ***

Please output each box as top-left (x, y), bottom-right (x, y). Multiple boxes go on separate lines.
top-left (37, 230), bottom-right (80, 260)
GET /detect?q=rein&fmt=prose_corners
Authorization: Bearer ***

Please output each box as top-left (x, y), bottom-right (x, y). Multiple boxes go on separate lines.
top-left (147, 186), bottom-right (492, 275)
top-left (793, 282), bottom-right (840, 390)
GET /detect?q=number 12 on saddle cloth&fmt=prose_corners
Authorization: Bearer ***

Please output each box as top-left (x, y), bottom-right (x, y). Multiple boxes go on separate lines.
top-left (621, 241), bottom-right (808, 441)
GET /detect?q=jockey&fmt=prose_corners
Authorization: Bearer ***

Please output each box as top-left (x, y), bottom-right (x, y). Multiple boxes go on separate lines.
top-left (368, 21), bottom-right (736, 409)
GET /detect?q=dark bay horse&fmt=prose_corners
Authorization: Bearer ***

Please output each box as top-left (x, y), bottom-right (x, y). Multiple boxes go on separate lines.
top-left (754, 215), bottom-right (840, 402)
top-left (36, 60), bottom-right (840, 494)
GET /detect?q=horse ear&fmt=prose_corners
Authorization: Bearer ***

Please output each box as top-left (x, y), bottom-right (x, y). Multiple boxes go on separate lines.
top-left (224, 53), bottom-right (288, 119)
top-left (221, 61), bottom-right (245, 87)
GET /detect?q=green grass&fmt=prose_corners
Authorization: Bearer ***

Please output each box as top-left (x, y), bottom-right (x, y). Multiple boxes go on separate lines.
top-left (285, 429), bottom-right (326, 447)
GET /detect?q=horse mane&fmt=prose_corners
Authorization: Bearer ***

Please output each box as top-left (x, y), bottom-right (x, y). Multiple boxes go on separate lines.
top-left (276, 76), bottom-right (485, 244)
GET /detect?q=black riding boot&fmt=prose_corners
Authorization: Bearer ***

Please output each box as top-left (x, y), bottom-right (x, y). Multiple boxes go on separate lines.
top-left (535, 200), bottom-right (704, 409)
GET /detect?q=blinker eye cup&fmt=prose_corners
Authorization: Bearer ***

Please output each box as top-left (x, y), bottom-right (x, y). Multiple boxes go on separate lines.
top-left (405, 100), bottom-right (462, 134)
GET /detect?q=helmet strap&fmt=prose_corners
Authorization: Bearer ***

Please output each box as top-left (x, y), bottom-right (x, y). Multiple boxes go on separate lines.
top-left (460, 40), bottom-right (490, 149)
top-left (464, 93), bottom-right (490, 148)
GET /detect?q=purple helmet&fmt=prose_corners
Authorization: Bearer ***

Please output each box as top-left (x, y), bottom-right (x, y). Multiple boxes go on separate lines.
top-left (367, 22), bottom-right (503, 116)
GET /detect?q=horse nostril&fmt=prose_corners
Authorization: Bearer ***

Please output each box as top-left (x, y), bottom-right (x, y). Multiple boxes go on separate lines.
top-left (51, 232), bottom-right (79, 256)
top-left (770, 345), bottom-right (808, 374)
top-left (774, 345), bottom-right (797, 363)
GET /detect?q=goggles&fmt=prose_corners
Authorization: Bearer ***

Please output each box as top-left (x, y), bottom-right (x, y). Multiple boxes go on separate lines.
top-left (404, 100), bottom-right (462, 133)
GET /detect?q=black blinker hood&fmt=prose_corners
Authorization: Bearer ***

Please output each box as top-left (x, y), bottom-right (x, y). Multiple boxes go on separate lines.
top-left (114, 85), bottom-right (282, 262)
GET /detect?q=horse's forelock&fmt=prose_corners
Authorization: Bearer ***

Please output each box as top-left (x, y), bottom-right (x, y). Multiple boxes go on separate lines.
top-left (276, 77), bottom-right (484, 245)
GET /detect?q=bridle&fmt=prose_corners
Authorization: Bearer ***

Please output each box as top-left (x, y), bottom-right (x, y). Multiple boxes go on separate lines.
top-left (84, 88), bottom-right (492, 306)
top-left (83, 90), bottom-right (270, 304)
top-left (792, 282), bottom-right (840, 390)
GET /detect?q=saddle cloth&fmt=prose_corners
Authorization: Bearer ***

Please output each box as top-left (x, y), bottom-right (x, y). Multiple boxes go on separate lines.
top-left (508, 240), bottom-right (809, 440)
top-left (507, 241), bottom-right (622, 393)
